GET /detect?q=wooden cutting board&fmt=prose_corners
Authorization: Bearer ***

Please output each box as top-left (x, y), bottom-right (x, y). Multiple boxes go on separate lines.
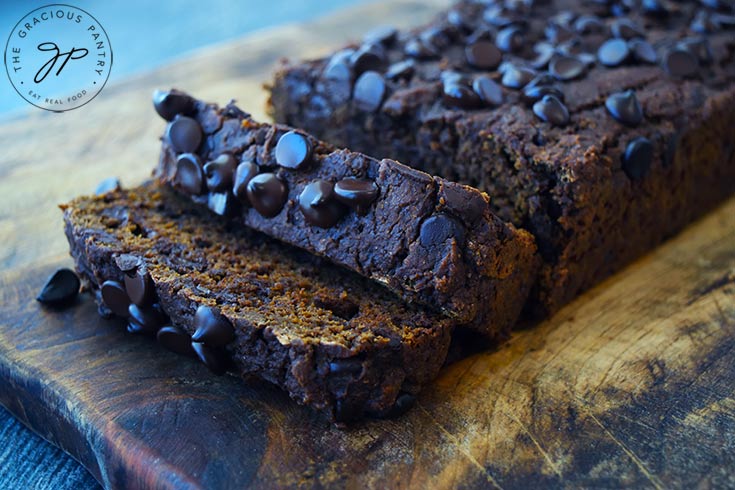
top-left (1, 1), bottom-right (734, 488)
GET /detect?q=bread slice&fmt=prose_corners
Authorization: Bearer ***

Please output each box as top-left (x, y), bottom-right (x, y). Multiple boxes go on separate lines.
top-left (62, 183), bottom-right (454, 422)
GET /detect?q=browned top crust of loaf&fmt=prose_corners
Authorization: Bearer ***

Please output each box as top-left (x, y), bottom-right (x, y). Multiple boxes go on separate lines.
top-left (153, 91), bottom-right (539, 336)
top-left (62, 183), bottom-right (455, 422)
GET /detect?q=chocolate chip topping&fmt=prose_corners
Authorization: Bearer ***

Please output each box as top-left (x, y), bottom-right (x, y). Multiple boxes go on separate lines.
top-left (628, 39), bottom-right (657, 64)
top-left (128, 303), bottom-right (165, 335)
top-left (350, 45), bottom-right (386, 76)
top-left (36, 269), bottom-right (80, 306)
top-left (275, 131), bottom-right (312, 169)
top-left (166, 116), bottom-right (202, 154)
top-left (404, 39), bottom-right (439, 60)
top-left (533, 94), bottom-right (570, 126)
top-left (232, 160), bottom-right (260, 205)
top-left (353, 71), bottom-right (387, 112)
top-left (419, 213), bottom-right (465, 248)
top-left (173, 153), bottom-right (205, 195)
top-left (203, 154), bottom-right (236, 192)
top-left (662, 48), bottom-right (699, 78)
top-left (501, 65), bottom-right (536, 89)
top-left (157, 326), bottom-right (196, 357)
top-left (363, 25), bottom-right (398, 46)
top-left (495, 26), bottom-right (524, 53)
top-left (443, 82), bottom-right (482, 109)
top-left (605, 90), bottom-right (643, 127)
top-left (207, 192), bottom-right (237, 217)
top-left (124, 269), bottom-right (154, 307)
top-left (334, 178), bottom-right (379, 213)
top-left (522, 84), bottom-right (564, 106)
top-left (385, 60), bottom-right (416, 81)
top-left (549, 55), bottom-right (586, 81)
top-left (299, 180), bottom-right (346, 228)
top-left (465, 40), bottom-right (502, 69)
top-left (598, 39), bottom-right (630, 67)
top-left (622, 137), bottom-right (654, 180)
top-left (472, 76), bottom-right (504, 106)
top-left (191, 342), bottom-right (228, 375)
top-left (191, 305), bottom-right (235, 347)
top-left (611, 19), bottom-right (645, 40)
top-left (152, 89), bottom-right (195, 121)
top-left (100, 280), bottom-right (131, 317)
top-left (246, 173), bottom-right (288, 218)
top-left (95, 177), bottom-right (122, 195)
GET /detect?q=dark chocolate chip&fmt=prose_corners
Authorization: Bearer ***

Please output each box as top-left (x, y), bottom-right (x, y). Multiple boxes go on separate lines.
top-left (549, 55), bottom-right (586, 80)
top-left (533, 94), bottom-right (570, 126)
top-left (679, 37), bottom-right (713, 65)
top-left (622, 137), bottom-right (653, 180)
top-left (36, 269), bottom-right (80, 306)
top-left (353, 71), bottom-right (386, 112)
top-left (95, 177), bottom-right (121, 195)
top-left (628, 39), bottom-right (657, 64)
top-left (246, 173), bottom-right (288, 218)
top-left (574, 15), bottom-right (606, 34)
top-left (605, 90), bottom-right (643, 127)
top-left (157, 326), bottom-right (196, 357)
top-left (385, 60), bottom-right (416, 81)
top-left (124, 269), bottom-right (154, 307)
top-left (334, 178), bottom-right (379, 213)
top-left (443, 82), bottom-right (482, 109)
top-left (420, 26), bottom-right (451, 50)
top-left (191, 305), bottom-right (235, 347)
top-left (465, 40), bottom-right (502, 69)
top-left (472, 76), bottom-right (504, 106)
top-left (275, 131), bottom-right (312, 169)
top-left (404, 39), bottom-right (439, 60)
top-left (611, 19), bottom-right (645, 40)
top-left (363, 25), bottom-right (397, 46)
top-left (152, 89), bottom-right (195, 121)
top-left (642, 0), bottom-right (669, 17)
top-left (100, 280), bottom-right (131, 317)
top-left (232, 160), bottom-right (260, 205)
top-left (165, 116), bottom-right (203, 154)
top-left (530, 42), bottom-right (555, 69)
top-left (545, 22), bottom-right (575, 44)
top-left (526, 73), bottom-right (558, 89)
top-left (350, 45), bottom-right (385, 76)
top-left (127, 303), bottom-right (165, 335)
top-left (501, 65), bottom-right (536, 89)
top-left (713, 13), bottom-right (735, 29)
top-left (203, 154), bottom-right (236, 192)
top-left (661, 48), bottom-right (698, 78)
top-left (299, 180), bottom-right (346, 228)
top-left (382, 392), bottom-right (416, 418)
top-left (191, 342), bottom-right (228, 375)
top-left (324, 60), bottom-right (351, 82)
top-left (598, 38), bottom-right (630, 67)
top-left (691, 10), bottom-right (717, 33)
top-left (522, 84), bottom-right (565, 106)
top-left (173, 153), bottom-right (205, 195)
top-left (207, 192), bottom-right (236, 217)
top-left (420, 213), bottom-right (465, 248)
top-left (495, 26), bottom-right (524, 53)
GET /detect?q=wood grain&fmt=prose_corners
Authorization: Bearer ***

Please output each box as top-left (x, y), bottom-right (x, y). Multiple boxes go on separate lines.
top-left (1, 0), bottom-right (734, 488)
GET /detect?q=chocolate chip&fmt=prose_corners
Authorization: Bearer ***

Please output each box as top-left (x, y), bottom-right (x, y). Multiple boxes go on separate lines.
top-left (157, 326), bottom-right (196, 357)
top-left (95, 177), bottom-right (121, 195)
top-left (246, 173), bottom-right (288, 218)
top-left (191, 305), bottom-right (235, 347)
top-left (232, 160), bottom-right (260, 205)
top-left (549, 55), bottom-right (586, 80)
top-left (522, 84), bottom-right (565, 106)
top-left (691, 10), bottom-right (718, 33)
top-left (173, 153), bottom-right (205, 195)
top-left (100, 280), bottom-right (131, 317)
top-left (500, 65), bottom-right (536, 89)
top-left (299, 180), bottom-right (346, 228)
top-left (545, 22), bottom-right (575, 44)
top-left (334, 178), bottom-right (379, 213)
top-left (127, 303), bottom-right (165, 335)
top-left (36, 268), bottom-right (80, 306)
top-left (622, 137), bottom-right (653, 180)
top-left (533, 94), bottom-right (570, 126)
top-left (203, 154), bottom-right (236, 192)
top-left (152, 89), bottom-right (195, 121)
top-left (472, 76), bottom-right (504, 106)
top-left (661, 48), bottom-right (698, 78)
top-left (641, 0), bottom-right (669, 17)
top-left (275, 131), bottom-right (312, 169)
top-left (324, 60), bottom-right (351, 82)
top-left (124, 269), bottom-right (154, 307)
top-left (350, 44), bottom-right (385, 76)
top-left (385, 60), bottom-right (416, 81)
top-left (526, 73), bottom-right (557, 89)
top-left (353, 71), bottom-right (386, 112)
top-left (363, 25), bottom-right (397, 46)
top-left (191, 342), bottom-right (228, 375)
top-left (495, 27), bottom-right (524, 53)
top-left (207, 192), bottom-right (236, 217)
top-left (381, 392), bottom-right (416, 418)
top-left (605, 90), bottom-right (643, 127)
top-left (598, 39), bottom-right (630, 67)
top-left (404, 39), bottom-right (439, 60)
top-left (443, 82), bottom-right (482, 109)
top-left (165, 116), bottom-right (202, 154)
top-left (465, 40), bottom-right (502, 69)
top-left (530, 42), bottom-right (555, 69)
top-left (574, 15), bottom-right (606, 34)
top-left (420, 26), bottom-right (451, 50)
top-left (628, 39), bottom-right (657, 64)
top-left (611, 19), bottom-right (645, 40)
top-left (420, 213), bottom-right (465, 248)
top-left (678, 38), bottom-right (712, 65)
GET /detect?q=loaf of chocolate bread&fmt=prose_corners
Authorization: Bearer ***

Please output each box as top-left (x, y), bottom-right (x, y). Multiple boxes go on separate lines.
top-left (153, 90), bottom-right (539, 337)
top-left (62, 183), bottom-right (456, 422)
top-left (269, 0), bottom-right (735, 315)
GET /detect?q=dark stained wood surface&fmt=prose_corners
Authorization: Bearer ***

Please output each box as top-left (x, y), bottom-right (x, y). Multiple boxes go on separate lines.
top-left (1, 0), bottom-right (734, 488)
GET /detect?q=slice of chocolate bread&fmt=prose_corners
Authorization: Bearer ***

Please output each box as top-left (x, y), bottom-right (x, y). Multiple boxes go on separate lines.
top-left (62, 183), bottom-right (456, 422)
top-left (268, 0), bottom-right (735, 316)
top-left (153, 90), bottom-right (539, 337)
